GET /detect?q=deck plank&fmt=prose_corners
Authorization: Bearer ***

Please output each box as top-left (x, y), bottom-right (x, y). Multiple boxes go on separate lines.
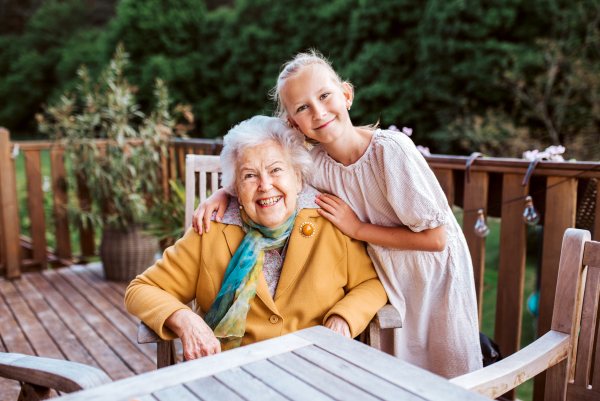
top-left (25, 272), bottom-right (134, 380)
top-left (58, 268), bottom-right (157, 363)
top-left (0, 280), bottom-right (62, 359)
top-left (11, 276), bottom-right (98, 367)
top-left (41, 270), bottom-right (156, 374)
top-left (0, 281), bottom-right (33, 355)
top-left (69, 265), bottom-right (139, 325)
top-left (0, 313), bottom-right (23, 401)
top-left (84, 263), bottom-right (129, 294)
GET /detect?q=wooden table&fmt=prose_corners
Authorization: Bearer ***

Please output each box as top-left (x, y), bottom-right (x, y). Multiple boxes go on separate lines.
top-left (59, 326), bottom-right (486, 401)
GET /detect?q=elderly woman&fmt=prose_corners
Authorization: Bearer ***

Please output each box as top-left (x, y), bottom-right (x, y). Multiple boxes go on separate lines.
top-left (125, 116), bottom-right (387, 359)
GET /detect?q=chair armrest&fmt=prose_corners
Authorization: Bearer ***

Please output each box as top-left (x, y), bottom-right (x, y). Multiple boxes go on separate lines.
top-left (372, 304), bottom-right (402, 329)
top-left (449, 330), bottom-right (569, 399)
top-left (0, 353), bottom-right (111, 393)
top-left (138, 321), bottom-right (163, 344)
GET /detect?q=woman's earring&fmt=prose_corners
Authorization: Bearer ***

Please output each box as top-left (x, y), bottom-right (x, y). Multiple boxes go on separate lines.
top-left (239, 205), bottom-right (243, 209)
top-left (347, 104), bottom-right (351, 111)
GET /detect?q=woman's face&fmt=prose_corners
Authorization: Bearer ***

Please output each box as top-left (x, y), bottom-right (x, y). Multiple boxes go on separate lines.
top-left (235, 141), bottom-right (301, 228)
top-left (282, 66), bottom-right (353, 145)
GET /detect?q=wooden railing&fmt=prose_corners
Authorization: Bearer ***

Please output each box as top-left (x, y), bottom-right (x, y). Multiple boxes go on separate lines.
top-left (0, 130), bottom-right (223, 279)
top-left (1, 129), bottom-right (598, 400)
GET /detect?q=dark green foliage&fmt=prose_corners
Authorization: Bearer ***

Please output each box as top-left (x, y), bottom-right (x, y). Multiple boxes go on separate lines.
top-left (1, 0), bottom-right (599, 160)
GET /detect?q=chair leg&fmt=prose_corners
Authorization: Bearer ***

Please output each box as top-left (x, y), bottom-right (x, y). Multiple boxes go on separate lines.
top-left (368, 321), bottom-right (381, 350)
top-left (18, 383), bottom-right (52, 401)
top-left (157, 339), bottom-right (176, 369)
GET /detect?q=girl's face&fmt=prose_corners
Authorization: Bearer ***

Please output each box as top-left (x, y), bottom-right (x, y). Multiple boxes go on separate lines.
top-left (282, 66), bottom-right (353, 145)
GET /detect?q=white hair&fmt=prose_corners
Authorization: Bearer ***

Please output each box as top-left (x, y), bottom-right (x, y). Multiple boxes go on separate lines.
top-left (220, 116), bottom-right (314, 196)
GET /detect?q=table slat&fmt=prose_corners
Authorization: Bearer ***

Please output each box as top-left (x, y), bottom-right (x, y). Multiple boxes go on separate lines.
top-left (215, 367), bottom-right (288, 401)
top-left (294, 326), bottom-right (487, 401)
top-left (185, 376), bottom-right (245, 401)
top-left (57, 333), bottom-right (312, 401)
top-left (294, 345), bottom-right (423, 401)
top-left (269, 351), bottom-right (379, 401)
top-left (154, 384), bottom-right (201, 401)
top-left (243, 359), bottom-right (334, 401)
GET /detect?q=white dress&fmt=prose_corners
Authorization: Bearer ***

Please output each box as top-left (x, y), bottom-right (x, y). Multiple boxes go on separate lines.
top-left (310, 129), bottom-right (483, 379)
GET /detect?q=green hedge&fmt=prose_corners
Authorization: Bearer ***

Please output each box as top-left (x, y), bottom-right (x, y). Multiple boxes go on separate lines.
top-left (1, 0), bottom-right (598, 158)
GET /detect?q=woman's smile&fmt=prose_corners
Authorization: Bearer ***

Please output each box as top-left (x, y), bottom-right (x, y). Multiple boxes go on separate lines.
top-left (256, 196), bottom-right (282, 207)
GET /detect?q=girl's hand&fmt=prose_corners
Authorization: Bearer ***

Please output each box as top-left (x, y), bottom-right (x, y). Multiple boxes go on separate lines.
top-left (324, 314), bottom-right (351, 338)
top-left (192, 188), bottom-right (230, 234)
top-left (165, 309), bottom-right (221, 360)
top-left (316, 193), bottom-right (362, 239)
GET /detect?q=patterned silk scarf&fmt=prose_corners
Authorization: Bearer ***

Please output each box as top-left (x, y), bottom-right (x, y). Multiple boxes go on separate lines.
top-left (203, 207), bottom-right (297, 350)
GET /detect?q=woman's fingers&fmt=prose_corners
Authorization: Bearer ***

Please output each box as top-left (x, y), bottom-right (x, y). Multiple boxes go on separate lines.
top-left (192, 206), bottom-right (206, 234)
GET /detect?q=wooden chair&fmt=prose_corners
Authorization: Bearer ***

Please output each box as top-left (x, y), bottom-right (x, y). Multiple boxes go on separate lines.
top-left (138, 154), bottom-right (403, 368)
top-left (450, 228), bottom-right (600, 400)
top-left (0, 352), bottom-right (111, 400)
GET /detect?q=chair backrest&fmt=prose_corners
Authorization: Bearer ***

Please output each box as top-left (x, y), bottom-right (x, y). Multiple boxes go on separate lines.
top-left (567, 237), bottom-right (600, 399)
top-left (184, 154), bottom-right (222, 230)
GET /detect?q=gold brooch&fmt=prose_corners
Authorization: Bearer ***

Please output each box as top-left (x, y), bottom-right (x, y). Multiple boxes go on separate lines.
top-left (299, 221), bottom-right (316, 238)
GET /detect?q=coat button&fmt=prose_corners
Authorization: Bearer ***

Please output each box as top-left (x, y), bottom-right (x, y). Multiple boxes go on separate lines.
top-left (269, 315), bottom-right (279, 324)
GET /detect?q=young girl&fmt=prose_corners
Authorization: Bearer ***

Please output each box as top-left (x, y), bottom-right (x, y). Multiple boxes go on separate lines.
top-left (192, 51), bottom-right (482, 379)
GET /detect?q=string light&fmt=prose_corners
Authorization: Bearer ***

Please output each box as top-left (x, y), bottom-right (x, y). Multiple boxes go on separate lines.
top-left (523, 196), bottom-right (540, 226)
top-left (462, 163), bottom-right (600, 234)
top-left (474, 209), bottom-right (490, 238)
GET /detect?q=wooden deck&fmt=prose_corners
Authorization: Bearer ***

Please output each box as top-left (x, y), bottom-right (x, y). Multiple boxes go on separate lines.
top-left (0, 263), bottom-right (179, 400)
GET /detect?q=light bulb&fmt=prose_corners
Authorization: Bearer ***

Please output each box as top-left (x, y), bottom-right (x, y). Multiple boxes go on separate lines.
top-left (474, 209), bottom-right (490, 238)
top-left (523, 196), bottom-right (540, 226)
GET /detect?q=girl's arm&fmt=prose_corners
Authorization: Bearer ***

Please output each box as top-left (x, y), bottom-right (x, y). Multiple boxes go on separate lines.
top-left (316, 193), bottom-right (446, 252)
top-left (191, 188), bottom-right (230, 234)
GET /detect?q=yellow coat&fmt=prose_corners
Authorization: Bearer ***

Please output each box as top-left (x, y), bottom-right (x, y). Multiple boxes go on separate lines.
top-left (125, 208), bottom-right (387, 346)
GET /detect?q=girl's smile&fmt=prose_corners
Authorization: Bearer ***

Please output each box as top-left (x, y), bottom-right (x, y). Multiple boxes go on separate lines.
top-left (315, 117), bottom-right (335, 130)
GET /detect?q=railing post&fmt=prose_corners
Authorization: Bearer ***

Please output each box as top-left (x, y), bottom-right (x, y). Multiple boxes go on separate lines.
top-left (50, 146), bottom-right (72, 260)
top-left (463, 171), bottom-right (489, 327)
top-left (0, 128), bottom-right (22, 278)
top-left (23, 149), bottom-right (48, 269)
top-left (495, 173), bottom-right (529, 401)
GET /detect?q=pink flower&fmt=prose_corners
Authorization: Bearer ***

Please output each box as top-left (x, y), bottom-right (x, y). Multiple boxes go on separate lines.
top-left (402, 127), bottom-right (413, 136)
top-left (523, 146), bottom-right (565, 162)
top-left (416, 145), bottom-right (431, 157)
top-left (388, 125), bottom-right (400, 132)
top-left (523, 150), bottom-right (539, 161)
top-left (545, 145), bottom-right (565, 156)
top-left (551, 154), bottom-right (565, 162)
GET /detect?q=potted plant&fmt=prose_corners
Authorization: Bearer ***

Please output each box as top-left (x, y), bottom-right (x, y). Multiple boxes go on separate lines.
top-left (38, 44), bottom-right (193, 281)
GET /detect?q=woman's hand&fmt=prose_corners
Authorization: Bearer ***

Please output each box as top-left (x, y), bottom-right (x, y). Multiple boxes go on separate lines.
top-left (192, 188), bottom-right (230, 234)
top-left (324, 314), bottom-right (351, 338)
top-left (316, 193), bottom-right (363, 239)
top-left (164, 309), bottom-right (221, 360)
